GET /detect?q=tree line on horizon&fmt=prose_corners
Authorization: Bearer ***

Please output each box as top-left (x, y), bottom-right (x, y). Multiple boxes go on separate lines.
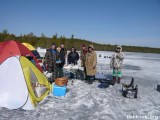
top-left (0, 29), bottom-right (160, 53)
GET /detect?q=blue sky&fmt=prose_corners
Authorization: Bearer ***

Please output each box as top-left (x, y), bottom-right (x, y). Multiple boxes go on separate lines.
top-left (0, 0), bottom-right (160, 48)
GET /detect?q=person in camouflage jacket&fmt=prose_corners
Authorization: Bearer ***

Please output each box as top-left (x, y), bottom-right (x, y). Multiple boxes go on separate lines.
top-left (110, 46), bottom-right (124, 83)
top-left (80, 44), bottom-right (87, 79)
top-left (45, 43), bottom-right (59, 82)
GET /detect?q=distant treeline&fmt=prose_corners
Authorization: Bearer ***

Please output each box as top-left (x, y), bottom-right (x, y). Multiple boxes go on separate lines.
top-left (0, 30), bottom-right (160, 53)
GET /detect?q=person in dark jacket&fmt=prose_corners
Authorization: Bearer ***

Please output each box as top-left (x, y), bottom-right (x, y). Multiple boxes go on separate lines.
top-left (54, 43), bottom-right (67, 77)
top-left (68, 47), bottom-right (79, 65)
top-left (59, 43), bottom-right (67, 68)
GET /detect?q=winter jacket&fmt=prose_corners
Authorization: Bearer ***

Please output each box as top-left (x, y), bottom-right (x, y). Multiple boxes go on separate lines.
top-left (80, 49), bottom-right (87, 67)
top-left (68, 51), bottom-right (79, 65)
top-left (110, 52), bottom-right (124, 69)
top-left (59, 48), bottom-right (67, 68)
top-left (85, 51), bottom-right (97, 76)
top-left (44, 49), bottom-right (58, 72)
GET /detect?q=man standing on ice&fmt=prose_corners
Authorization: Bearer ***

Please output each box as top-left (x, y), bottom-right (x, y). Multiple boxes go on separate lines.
top-left (110, 46), bottom-right (124, 83)
top-left (44, 43), bottom-right (59, 82)
top-left (85, 45), bottom-right (97, 84)
top-left (58, 43), bottom-right (67, 77)
top-left (80, 44), bottom-right (87, 80)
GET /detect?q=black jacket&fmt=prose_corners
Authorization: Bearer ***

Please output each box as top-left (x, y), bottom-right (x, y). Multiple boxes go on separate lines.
top-left (59, 48), bottom-right (67, 66)
top-left (59, 48), bottom-right (67, 62)
top-left (68, 51), bottom-right (79, 65)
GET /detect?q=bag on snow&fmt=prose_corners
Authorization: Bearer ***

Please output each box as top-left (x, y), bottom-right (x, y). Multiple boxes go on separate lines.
top-left (98, 83), bottom-right (110, 88)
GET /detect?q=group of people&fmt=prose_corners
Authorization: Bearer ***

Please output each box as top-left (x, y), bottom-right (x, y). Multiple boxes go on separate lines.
top-left (44, 43), bottom-right (124, 84)
top-left (44, 43), bottom-right (67, 80)
top-left (81, 44), bottom-right (124, 84)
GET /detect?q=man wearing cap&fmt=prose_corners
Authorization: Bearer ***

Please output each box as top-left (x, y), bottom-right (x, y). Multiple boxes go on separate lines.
top-left (110, 46), bottom-right (124, 83)
top-left (80, 44), bottom-right (87, 80)
top-left (85, 45), bottom-right (97, 84)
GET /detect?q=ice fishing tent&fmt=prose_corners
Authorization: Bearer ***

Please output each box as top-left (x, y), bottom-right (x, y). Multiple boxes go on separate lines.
top-left (22, 43), bottom-right (42, 61)
top-left (0, 40), bottom-right (42, 72)
top-left (0, 56), bottom-right (51, 110)
top-left (22, 42), bottom-right (36, 51)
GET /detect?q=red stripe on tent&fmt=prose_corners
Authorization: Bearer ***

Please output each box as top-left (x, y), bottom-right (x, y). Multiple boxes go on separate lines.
top-left (0, 40), bottom-right (42, 72)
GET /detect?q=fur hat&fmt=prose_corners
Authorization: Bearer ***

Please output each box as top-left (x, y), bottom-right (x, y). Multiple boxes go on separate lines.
top-left (116, 46), bottom-right (122, 51)
top-left (88, 45), bottom-right (94, 50)
top-left (81, 44), bottom-right (86, 47)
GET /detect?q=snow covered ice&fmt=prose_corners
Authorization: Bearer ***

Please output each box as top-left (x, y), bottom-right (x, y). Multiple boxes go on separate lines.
top-left (0, 51), bottom-right (160, 120)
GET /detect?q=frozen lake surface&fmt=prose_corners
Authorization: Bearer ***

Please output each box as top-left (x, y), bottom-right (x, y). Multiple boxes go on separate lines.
top-left (0, 51), bottom-right (160, 120)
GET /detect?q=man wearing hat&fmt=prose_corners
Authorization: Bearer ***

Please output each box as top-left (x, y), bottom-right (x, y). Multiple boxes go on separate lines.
top-left (80, 44), bottom-right (87, 80)
top-left (110, 46), bottom-right (124, 83)
top-left (85, 45), bottom-right (97, 84)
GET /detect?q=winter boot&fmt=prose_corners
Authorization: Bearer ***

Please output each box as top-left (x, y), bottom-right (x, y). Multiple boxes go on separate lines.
top-left (85, 76), bottom-right (89, 83)
top-left (88, 79), bottom-right (91, 84)
top-left (113, 76), bottom-right (116, 83)
top-left (88, 76), bottom-right (93, 84)
top-left (117, 77), bottom-right (121, 84)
